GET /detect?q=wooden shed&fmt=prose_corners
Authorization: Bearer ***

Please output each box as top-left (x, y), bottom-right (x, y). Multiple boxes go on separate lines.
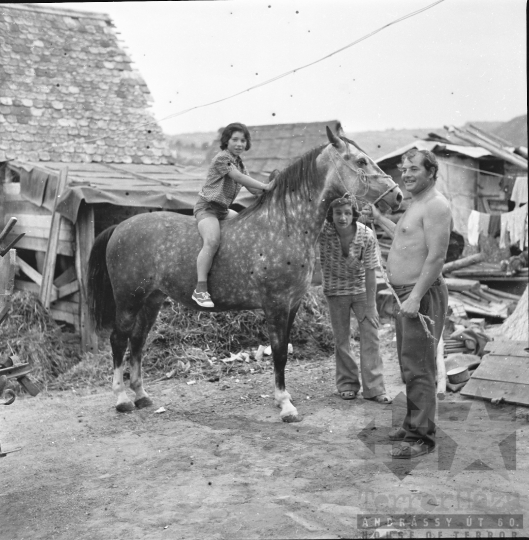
top-left (0, 2), bottom-right (184, 351)
top-left (375, 129), bottom-right (527, 238)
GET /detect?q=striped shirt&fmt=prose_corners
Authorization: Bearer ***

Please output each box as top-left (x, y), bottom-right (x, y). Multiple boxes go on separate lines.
top-left (198, 149), bottom-right (248, 209)
top-left (318, 221), bottom-right (380, 296)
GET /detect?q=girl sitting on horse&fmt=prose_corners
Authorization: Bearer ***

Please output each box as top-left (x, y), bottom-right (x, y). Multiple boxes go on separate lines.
top-left (192, 122), bottom-right (274, 308)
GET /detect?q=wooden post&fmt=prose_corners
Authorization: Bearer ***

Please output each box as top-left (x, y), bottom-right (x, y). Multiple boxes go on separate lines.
top-left (39, 168), bottom-right (68, 308)
top-left (0, 249), bottom-right (16, 325)
top-left (75, 201), bottom-right (98, 354)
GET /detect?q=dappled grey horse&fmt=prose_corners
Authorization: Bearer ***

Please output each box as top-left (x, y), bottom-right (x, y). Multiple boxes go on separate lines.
top-left (87, 126), bottom-right (402, 422)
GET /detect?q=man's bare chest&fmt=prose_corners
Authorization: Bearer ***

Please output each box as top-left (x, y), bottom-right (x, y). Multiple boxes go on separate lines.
top-left (395, 207), bottom-right (424, 240)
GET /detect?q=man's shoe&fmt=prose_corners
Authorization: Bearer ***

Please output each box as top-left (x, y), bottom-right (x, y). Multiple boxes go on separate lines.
top-left (388, 427), bottom-right (407, 441)
top-left (390, 440), bottom-right (435, 459)
top-left (192, 290), bottom-right (214, 308)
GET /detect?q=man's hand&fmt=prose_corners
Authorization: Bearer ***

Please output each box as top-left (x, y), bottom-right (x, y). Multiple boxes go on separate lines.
top-left (365, 305), bottom-right (380, 328)
top-left (399, 297), bottom-right (420, 318)
top-left (360, 203), bottom-right (383, 224)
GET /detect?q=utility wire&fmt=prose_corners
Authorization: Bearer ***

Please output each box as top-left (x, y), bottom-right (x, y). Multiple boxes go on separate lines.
top-left (33, 0), bottom-right (445, 156)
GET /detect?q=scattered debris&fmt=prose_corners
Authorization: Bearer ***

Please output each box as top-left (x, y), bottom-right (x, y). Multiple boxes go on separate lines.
top-left (154, 407), bottom-right (166, 414)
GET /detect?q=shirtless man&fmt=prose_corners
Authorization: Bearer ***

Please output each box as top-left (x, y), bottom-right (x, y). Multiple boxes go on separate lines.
top-left (365, 148), bottom-right (452, 459)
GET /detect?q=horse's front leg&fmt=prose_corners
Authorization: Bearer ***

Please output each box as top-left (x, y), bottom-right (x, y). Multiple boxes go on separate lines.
top-left (266, 303), bottom-right (301, 423)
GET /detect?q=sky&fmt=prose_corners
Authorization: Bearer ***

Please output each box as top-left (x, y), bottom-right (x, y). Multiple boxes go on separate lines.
top-left (51, 1), bottom-right (527, 135)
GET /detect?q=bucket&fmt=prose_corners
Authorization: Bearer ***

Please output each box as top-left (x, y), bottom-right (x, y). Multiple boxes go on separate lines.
top-left (447, 366), bottom-right (470, 384)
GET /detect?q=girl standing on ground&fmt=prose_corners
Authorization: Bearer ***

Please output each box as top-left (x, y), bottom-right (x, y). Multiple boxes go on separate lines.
top-left (192, 122), bottom-right (274, 308)
top-left (318, 196), bottom-right (392, 404)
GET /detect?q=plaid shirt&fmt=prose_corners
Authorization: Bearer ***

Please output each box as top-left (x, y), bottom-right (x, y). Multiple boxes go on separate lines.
top-left (198, 150), bottom-right (248, 209)
top-left (318, 221), bottom-right (380, 296)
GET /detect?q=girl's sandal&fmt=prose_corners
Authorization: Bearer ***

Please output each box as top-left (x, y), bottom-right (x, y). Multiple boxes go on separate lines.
top-left (365, 394), bottom-right (392, 404)
top-left (339, 391), bottom-right (357, 400)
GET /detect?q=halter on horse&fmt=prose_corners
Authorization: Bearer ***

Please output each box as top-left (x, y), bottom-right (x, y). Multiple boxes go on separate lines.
top-left (88, 126), bottom-right (402, 422)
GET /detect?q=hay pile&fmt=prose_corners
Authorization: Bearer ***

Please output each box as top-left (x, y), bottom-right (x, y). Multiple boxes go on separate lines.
top-left (0, 291), bottom-right (81, 389)
top-left (5, 287), bottom-right (335, 390)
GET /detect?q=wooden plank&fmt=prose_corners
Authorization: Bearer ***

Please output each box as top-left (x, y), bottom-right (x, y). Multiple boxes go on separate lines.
top-left (16, 256), bottom-right (44, 287)
top-left (4, 235), bottom-right (74, 257)
top-left (483, 340), bottom-right (529, 356)
top-left (10, 214), bottom-right (74, 230)
top-left (461, 379), bottom-right (529, 406)
top-left (15, 279), bottom-right (39, 294)
top-left (482, 285), bottom-right (523, 300)
top-left (470, 355), bottom-right (529, 385)
top-left (4, 224), bottom-right (74, 242)
top-left (53, 266), bottom-right (76, 288)
top-left (39, 167), bottom-right (68, 309)
top-left (444, 277), bottom-right (481, 293)
top-left (2, 200), bottom-right (52, 216)
top-left (443, 253), bottom-right (484, 274)
top-left (56, 280), bottom-right (79, 300)
top-left (3, 183), bottom-right (21, 195)
top-left (50, 299), bottom-right (79, 315)
top-left (49, 308), bottom-right (78, 328)
top-left (75, 202), bottom-right (98, 353)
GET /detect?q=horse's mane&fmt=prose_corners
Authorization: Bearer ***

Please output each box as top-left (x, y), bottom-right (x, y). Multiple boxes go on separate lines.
top-left (236, 144), bottom-right (326, 221)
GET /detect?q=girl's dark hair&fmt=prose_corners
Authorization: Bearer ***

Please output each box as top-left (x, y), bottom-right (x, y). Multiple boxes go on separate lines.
top-left (220, 123), bottom-right (252, 151)
top-left (325, 197), bottom-right (360, 223)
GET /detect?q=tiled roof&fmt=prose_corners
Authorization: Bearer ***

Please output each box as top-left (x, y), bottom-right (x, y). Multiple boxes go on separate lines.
top-left (0, 3), bottom-right (173, 165)
top-left (205, 120), bottom-right (342, 178)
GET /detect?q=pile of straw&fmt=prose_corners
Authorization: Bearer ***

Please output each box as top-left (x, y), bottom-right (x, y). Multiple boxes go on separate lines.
top-left (5, 287), bottom-right (335, 390)
top-left (0, 292), bottom-right (81, 389)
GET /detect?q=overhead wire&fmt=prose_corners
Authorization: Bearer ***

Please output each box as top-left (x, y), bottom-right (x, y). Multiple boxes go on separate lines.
top-left (27, 0), bottom-right (446, 158)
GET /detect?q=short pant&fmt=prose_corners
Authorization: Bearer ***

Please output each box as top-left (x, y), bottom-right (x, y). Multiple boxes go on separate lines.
top-left (193, 198), bottom-right (229, 223)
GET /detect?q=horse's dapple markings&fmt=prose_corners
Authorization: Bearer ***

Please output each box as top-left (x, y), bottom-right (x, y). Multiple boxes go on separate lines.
top-left (87, 127), bottom-right (402, 421)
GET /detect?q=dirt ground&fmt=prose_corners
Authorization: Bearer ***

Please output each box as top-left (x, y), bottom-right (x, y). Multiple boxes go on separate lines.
top-left (1, 325), bottom-right (528, 540)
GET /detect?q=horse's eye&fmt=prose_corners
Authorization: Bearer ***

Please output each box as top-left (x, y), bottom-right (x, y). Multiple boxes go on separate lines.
top-left (357, 159), bottom-right (367, 167)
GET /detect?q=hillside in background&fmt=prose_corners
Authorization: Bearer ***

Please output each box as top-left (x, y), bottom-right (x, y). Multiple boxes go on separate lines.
top-left (165, 114), bottom-right (527, 165)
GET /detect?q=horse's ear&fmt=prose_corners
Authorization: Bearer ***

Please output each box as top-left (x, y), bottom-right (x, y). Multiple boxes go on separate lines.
top-left (326, 126), bottom-right (340, 147)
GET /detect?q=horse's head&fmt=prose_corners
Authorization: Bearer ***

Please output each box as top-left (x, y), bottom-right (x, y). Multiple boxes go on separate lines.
top-left (321, 126), bottom-right (402, 213)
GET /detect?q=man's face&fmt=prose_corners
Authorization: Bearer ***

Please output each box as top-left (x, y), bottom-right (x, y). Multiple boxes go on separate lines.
top-left (332, 205), bottom-right (354, 230)
top-left (400, 154), bottom-right (434, 195)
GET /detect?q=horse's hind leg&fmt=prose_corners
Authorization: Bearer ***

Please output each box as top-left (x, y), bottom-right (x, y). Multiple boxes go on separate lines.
top-left (111, 315), bottom-right (135, 413)
top-left (129, 296), bottom-right (165, 409)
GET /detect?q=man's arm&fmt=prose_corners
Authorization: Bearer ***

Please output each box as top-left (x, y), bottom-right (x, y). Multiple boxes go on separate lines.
top-left (400, 199), bottom-right (452, 317)
top-left (362, 204), bottom-right (397, 239)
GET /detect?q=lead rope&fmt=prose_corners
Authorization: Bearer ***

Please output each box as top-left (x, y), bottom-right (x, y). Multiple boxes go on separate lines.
top-left (360, 211), bottom-right (435, 340)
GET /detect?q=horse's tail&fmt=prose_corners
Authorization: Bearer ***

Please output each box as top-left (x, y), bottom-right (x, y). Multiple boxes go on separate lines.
top-left (87, 225), bottom-right (118, 331)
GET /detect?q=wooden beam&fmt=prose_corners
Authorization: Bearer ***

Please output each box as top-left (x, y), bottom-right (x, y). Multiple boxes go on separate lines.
top-left (39, 168), bottom-right (69, 308)
top-left (75, 202), bottom-right (98, 354)
top-left (0, 249), bottom-right (16, 323)
top-left (446, 125), bottom-right (528, 171)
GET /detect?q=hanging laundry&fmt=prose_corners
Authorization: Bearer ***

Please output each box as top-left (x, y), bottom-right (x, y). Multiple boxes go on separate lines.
top-left (510, 176), bottom-right (528, 208)
top-left (500, 205), bottom-right (528, 250)
top-left (467, 210), bottom-right (481, 246)
top-left (478, 212), bottom-right (490, 239)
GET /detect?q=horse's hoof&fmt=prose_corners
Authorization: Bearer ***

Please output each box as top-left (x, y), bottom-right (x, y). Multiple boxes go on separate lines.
top-left (135, 396), bottom-right (153, 409)
top-left (116, 401), bottom-right (135, 413)
top-left (281, 414), bottom-right (302, 423)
